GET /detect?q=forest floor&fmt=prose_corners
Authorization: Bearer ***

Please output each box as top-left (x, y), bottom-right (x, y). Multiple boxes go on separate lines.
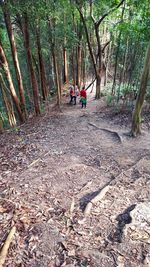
top-left (0, 87), bottom-right (150, 267)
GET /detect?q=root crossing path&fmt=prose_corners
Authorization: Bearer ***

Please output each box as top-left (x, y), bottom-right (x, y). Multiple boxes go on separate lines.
top-left (0, 89), bottom-right (150, 267)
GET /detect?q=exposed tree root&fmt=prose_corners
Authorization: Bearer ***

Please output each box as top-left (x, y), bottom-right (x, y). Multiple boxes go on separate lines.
top-left (82, 153), bottom-right (149, 219)
top-left (84, 185), bottom-right (110, 217)
top-left (88, 122), bottom-right (122, 143)
top-left (0, 226), bottom-right (16, 267)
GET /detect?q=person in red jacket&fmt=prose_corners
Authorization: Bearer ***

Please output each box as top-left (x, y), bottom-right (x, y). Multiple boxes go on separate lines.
top-left (80, 86), bottom-right (87, 108)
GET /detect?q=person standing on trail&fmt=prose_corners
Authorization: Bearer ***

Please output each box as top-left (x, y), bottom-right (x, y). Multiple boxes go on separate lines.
top-left (69, 85), bottom-right (74, 104)
top-left (80, 86), bottom-right (87, 108)
top-left (74, 84), bottom-right (79, 105)
top-left (69, 83), bottom-right (79, 105)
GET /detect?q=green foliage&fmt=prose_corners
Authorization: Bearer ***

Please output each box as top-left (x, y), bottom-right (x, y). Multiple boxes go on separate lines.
top-left (106, 93), bottom-right (117, 106)
top-left (0, 0), bottom-right (149, 129)
top-left (104, 82), bottom-right (138, 109)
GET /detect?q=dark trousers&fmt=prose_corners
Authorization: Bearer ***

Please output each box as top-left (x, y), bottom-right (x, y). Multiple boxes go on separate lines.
top-left (82, 102), bottom-right (86, 108)
top-left (70, 96), bottom-right (76, 105)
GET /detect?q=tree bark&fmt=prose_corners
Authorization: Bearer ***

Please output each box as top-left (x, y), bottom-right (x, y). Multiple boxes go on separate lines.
top-left (94, 23), bottom-right (102, 99)
top-left (77, 0), bottom-right (125, 98)
top-left (131, 42), bottom-right (150, 136)
top-left (2, 4), bottom-right (27, 120)
top-left (76, 21), bottom-right (82, 89)
top-left (76, 44), bottom-right (82, 89)
top-left (112, 31), bottom-right (121, 95)
top-left (22, 13), bottom-right (40, 115)
top-left (0, 115), bottom-right (3, 133)
top-left (48, 18), bottom-right (61, 108)
top-left (82, 41), bottom-right (86, 85)
top-left (78, 8), bottom-right (100, 97)
top-left (95, 73), bottom-right (101, 99)
top-left (36, 27), bottom-right (48, 101)
top-left (52, 48), bottom-right (61, 107)
top-left (0, 74), bottom-right (16, 127)
top-left (48, 55), bottom-right (54, 90)
top-left (72, 48), bottom-right (77, 85)
top-left (63, 47), bottom-right (69, 84)
top-left (104, 41), bottom-right (111, 86)
top-left (0, 43), bottom-right (24, 123)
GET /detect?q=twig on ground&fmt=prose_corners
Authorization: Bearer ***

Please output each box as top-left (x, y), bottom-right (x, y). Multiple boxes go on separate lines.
top-left (0, 226), bottom-right (16, 267)
top-left (27, 151), bottom-right (50, 168)
top-left (70, 197), bottom-right (75, 216)
top-left (84, 185), bottom-right (110, 216)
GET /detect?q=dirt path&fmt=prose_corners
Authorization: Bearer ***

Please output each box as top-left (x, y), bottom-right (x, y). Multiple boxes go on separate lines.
top-left (0, 89), bottom-right (150, 267)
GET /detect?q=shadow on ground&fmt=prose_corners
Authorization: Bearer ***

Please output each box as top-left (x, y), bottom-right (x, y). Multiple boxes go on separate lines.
top-left (108, 204), bottom-right (136, 243)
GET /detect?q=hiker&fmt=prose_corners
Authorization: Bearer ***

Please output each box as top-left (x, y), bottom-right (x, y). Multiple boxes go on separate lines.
top-left (80, 86), bottom-right (87, 108)
top-left (69, 84), bottom-right (79, 105)
top-left (74, 84), bottom-right (79, 105)
top-left (69, 85), bottom-right (74, 104)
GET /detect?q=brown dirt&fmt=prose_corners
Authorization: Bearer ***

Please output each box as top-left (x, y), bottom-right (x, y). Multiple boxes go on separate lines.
top-left (0, 93), bottom-right (150, 267)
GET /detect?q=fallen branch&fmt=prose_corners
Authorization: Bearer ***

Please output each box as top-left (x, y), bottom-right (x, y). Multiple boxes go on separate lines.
top-left (0, 226), bottom-right (16, 267)
top-left (84, 185), bottom-right (110, 217)
top-left (86, 77), bottom-right (96, 91)
top-left (88, 122), bottom-right (122, 143)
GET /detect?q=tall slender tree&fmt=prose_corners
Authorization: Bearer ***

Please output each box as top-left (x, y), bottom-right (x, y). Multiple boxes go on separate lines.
top-left (20, 13), bottom-right (40, 115)
top-left (0, 42), bottom-right (24, 122)
top-left (131, 41), bottom-right (150, 136)
top-left (36, 25), bottom-right (48, 101)
top-left (1, 1), bottom-right (27, 119)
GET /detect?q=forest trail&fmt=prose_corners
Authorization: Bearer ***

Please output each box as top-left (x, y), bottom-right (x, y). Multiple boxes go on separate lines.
top-left (0, 88), bottom-right (150, 267)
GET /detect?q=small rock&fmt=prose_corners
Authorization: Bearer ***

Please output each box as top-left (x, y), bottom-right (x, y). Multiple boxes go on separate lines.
top-left (68, 249), bottom-right (75, 256)
top-left (0, 214), bottom-right (4, 221)
top-left (143, 255), bottom-right (150, 267)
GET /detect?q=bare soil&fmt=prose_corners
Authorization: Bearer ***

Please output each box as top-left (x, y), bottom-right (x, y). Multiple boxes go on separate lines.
top-left (0, 91), bottom-right (150, 267)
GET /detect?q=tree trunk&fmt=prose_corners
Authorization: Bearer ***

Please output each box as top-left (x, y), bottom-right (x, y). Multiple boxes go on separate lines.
top-left (131, 42), bottom-right (150, 136)
top-left (78, 8), bottom-right (97, 86)
top-left (22, 14), bottom-right (40, 115)
top-left (48, 55), bottom-right (54, 90)
top-left (111, 31), bottom-right (121, 95)
top-left (0, 43), bottom-right (24, 123)
top-left (82, 43), bottom-right (86, 85)
top-left (104, 41), bottom-right (111, 86)
top-left (78, 7), bottom-right (101, 98)
top-left (63, 47), bottom-right (69, 84)
top-left (2, 5), bottom-right (27, 120)
top-left (57, 52), bottom-right (62, 95)
top-left (0, 115), bottom-right (3, 133)
top-left (0, 74), bottom-right (16, 127)
top-left (76, 21), bottom-right (82, 89)
top-left (122, 38), bottom-right (129, 84)
top-left (48, 18), bottom-right (61, 108)
top-left (94, 24), bottom-right (102, 99)
top-left (72, 48), bottom-right (76, 85)
top-left (36, 27), bottom-right (48, 101)
top-left (117, 37), bottom-right (128, 101)
top-left (76, 44), bottom-right (82, 89)
top-left (95, 72), bottom-right (101, 99)
top-left (52, 48), bottom-right (61, 108)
